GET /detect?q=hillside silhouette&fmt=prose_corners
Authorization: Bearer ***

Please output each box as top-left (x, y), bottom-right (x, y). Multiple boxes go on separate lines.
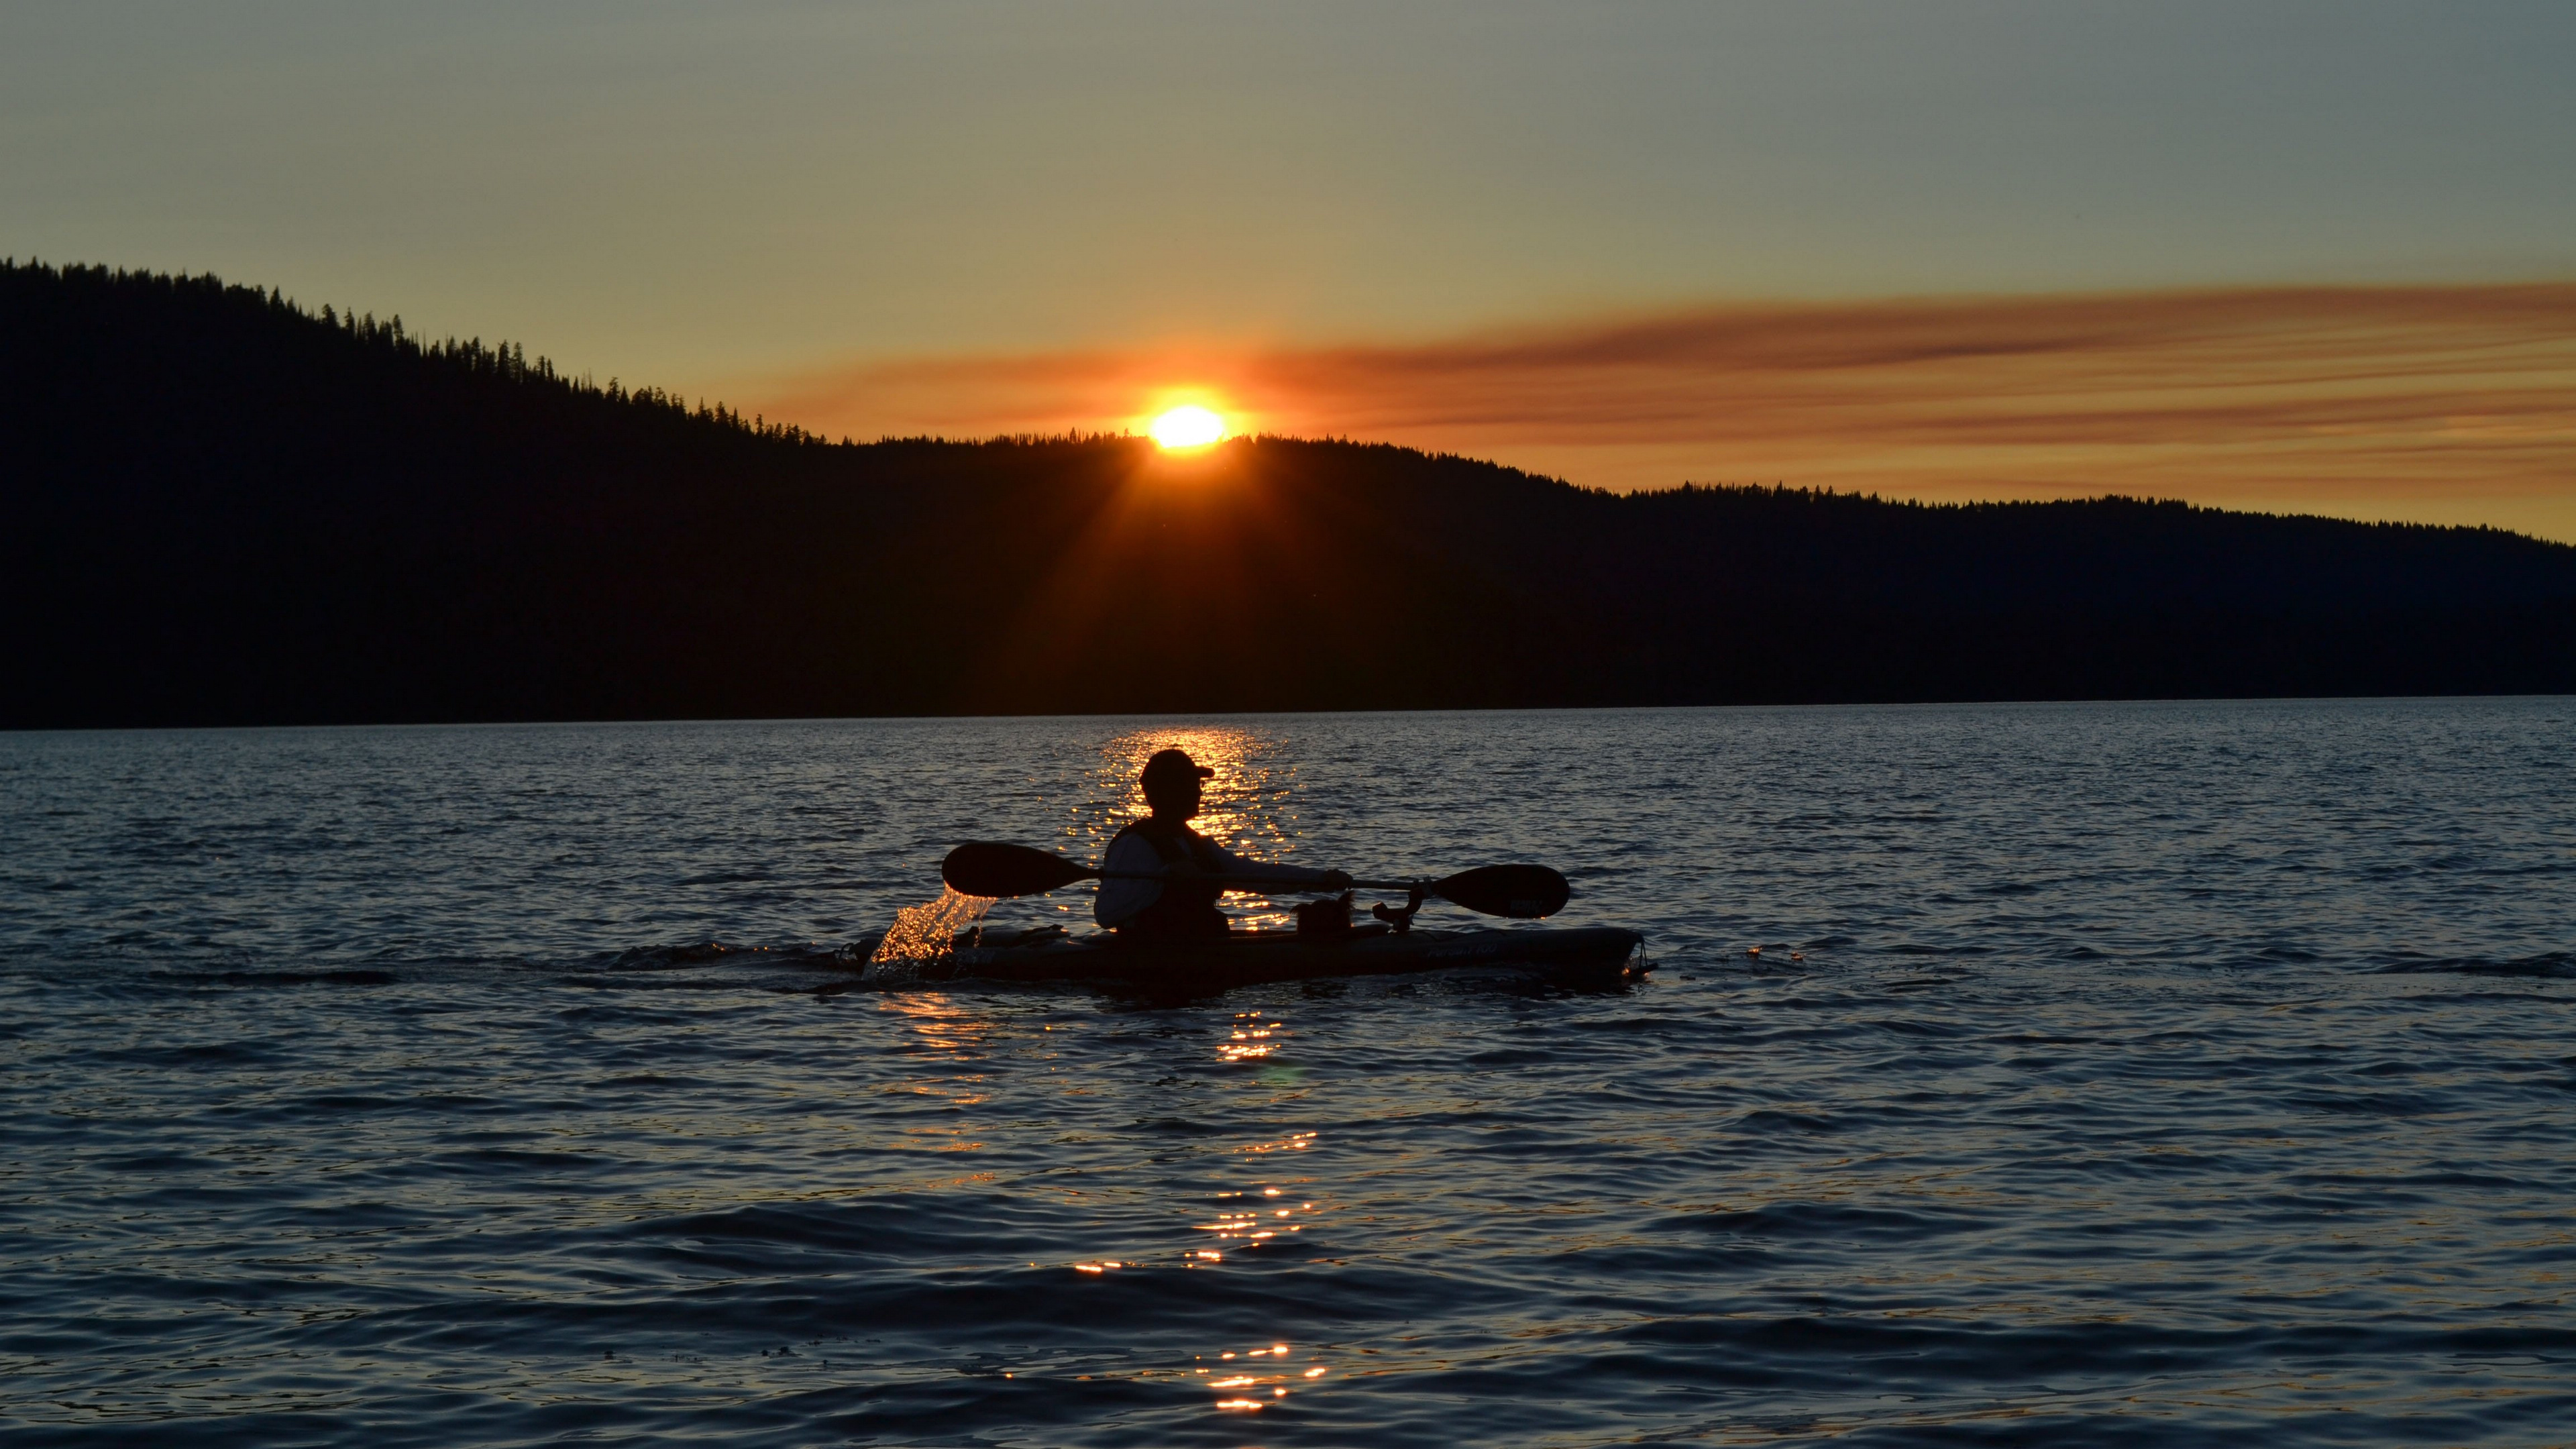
top-left (6, 261), bottom-right (2573, 728)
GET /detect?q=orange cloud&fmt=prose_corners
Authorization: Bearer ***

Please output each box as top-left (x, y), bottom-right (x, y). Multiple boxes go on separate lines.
top-left (752, 284), bottom-right (2576, 540)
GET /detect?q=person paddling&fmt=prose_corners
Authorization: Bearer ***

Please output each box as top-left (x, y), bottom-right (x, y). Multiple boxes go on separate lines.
top-left (1096, 748), bottom-right (1350, 939)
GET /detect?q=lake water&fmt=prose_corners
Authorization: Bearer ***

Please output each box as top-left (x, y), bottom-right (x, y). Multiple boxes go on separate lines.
top-left (5, 701), bottom-right (2575, 1446)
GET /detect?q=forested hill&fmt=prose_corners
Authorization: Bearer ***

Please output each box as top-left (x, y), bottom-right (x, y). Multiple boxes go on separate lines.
top-left (6, 261), bottom-right (2573, 728)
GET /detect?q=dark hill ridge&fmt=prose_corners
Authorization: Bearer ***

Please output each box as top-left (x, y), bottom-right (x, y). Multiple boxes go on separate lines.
top-left (5, 260), bottom-right (2572, 727)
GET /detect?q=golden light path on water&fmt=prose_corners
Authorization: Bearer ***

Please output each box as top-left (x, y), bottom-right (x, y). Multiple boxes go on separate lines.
top-left (856, 722), bottom-right (1662, 1427)
top-left (875, 723), bottom-right (1347, 1424)
top-left (871, 723), bottom-right (1309, 962)
top-left (1068, 724), bottom-right (1317, 930)
top-left (880, 998), bottom-right (1338, 1420)
top-left (1181, 1065), bottom-right (1330, 1417)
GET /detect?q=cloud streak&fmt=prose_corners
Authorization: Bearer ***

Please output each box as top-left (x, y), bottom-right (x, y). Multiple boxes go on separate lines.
top-left (755, 284), bottom-right (2576, 539)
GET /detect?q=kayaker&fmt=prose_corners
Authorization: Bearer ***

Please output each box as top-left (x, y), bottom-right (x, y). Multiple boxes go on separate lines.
top-left (1097, 747), bottom-right (1350, 938)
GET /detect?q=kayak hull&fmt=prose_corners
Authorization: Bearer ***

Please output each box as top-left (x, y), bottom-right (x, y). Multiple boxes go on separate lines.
top-left (859, 925), bottom-right (1647, 993)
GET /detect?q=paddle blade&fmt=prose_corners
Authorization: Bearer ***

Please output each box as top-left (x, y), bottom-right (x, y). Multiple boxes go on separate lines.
top-left (942, 842), bottom-right (1093, 899)
top-left (1430, 864), bottom-right (1570, 919)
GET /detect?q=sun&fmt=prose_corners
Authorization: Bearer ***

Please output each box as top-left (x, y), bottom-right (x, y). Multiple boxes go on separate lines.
top-left (1148, 406), bottom-right (1226, 449)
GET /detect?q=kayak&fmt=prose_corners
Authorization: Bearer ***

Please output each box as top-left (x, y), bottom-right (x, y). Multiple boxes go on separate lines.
top-left (846, 922), bottom-right (1648, 993)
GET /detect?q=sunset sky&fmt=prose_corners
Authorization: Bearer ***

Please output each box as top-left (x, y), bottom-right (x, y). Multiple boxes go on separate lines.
top-left (7, 2), bottom-right (2573, 536)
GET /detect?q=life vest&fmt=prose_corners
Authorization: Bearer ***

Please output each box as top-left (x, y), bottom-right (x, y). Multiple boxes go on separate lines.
top-left (1110, 817), bottom-right (1228, 938)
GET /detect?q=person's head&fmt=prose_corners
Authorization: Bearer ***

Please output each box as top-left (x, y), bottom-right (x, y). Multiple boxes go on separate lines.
top-left (1140, 747), bottom-right (1214, 820)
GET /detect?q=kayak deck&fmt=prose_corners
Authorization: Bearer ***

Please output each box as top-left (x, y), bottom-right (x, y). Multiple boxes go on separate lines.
top-left (851, 924), bottom-right (1648, 992)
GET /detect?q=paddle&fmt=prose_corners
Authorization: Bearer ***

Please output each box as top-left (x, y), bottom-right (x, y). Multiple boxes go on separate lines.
top-left (940, 841), bottom-right (1570, 920)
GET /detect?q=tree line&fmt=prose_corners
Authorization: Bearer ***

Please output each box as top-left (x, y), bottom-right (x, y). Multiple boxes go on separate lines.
top-left (5, 261), bottom-right (2572, 727)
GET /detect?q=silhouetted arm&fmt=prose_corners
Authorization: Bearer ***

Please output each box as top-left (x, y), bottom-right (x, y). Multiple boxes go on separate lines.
top-left (1204, 841), bottom-right (1350, 891)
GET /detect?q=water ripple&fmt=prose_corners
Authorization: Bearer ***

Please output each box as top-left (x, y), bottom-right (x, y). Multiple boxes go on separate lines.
top-left (3, 701), bottom-right (2575, 1444)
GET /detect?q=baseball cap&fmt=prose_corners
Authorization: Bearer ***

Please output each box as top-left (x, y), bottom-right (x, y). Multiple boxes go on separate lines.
top-left (1140, 748), bottom-right (1215, 786)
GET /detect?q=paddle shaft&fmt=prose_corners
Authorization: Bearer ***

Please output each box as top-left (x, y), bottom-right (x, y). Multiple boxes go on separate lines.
top-left (1086, 868), bottom-right (1415, 891)
top-left (940, 841), bottom-right (1568, 917)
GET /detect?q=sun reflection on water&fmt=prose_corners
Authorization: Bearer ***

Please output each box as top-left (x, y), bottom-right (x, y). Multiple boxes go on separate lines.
top-left (985, 818), bottom-right (1348, 1426)
top-left (1193, 1339), bottom-right (1331, 1412)
top-left (1219, 1010), bottom-right (1291, 1063)
top-left (871, 989), bottom-right (1002, 1055)
top-left (1070, 726), bottom-right (1310, 927)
